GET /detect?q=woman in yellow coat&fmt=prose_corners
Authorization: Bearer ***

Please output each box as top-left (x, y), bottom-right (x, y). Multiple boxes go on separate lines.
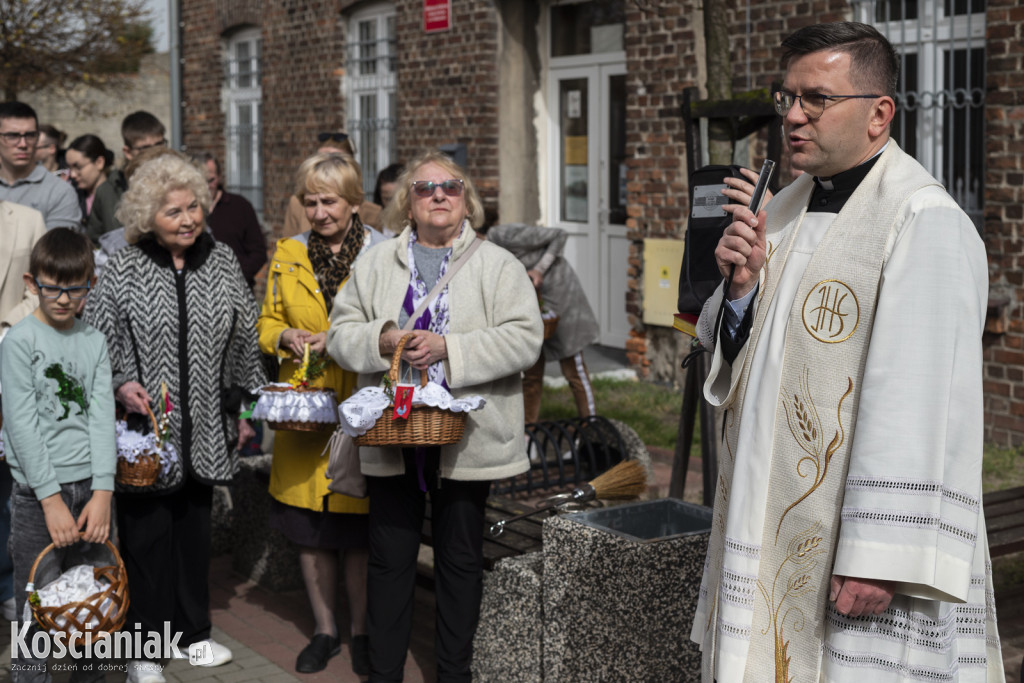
top-left (257, 153), bottom-right (385, 675)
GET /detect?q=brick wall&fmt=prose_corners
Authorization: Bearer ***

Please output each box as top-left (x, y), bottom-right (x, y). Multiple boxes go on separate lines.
top-left (622, 2), bottom-right (700, 378)
top-left (623, 0), bottom-right (851, 382)
top-left (982, 0), bottom-right (1024, 445)
top-left (392, 0), bottom-right (501, 213)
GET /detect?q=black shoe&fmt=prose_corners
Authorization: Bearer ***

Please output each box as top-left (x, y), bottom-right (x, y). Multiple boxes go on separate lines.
top-left (296, 633), bottom-right (341, 674)
top-left (351, 634), bottom-right (370, 676)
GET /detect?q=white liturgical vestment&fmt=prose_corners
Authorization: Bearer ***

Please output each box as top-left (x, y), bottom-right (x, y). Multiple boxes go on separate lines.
top-left (692, 142), bottom-right (1003, 682)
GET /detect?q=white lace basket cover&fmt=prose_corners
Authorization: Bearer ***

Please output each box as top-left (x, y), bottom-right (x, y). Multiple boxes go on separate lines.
top-left (23, 565), bottom-right (118, 635)
top-left (115, 420), bottom-right (178, 476)
top-left (338, 382), bottom-right (486, 438)
top-left (251, 383), bottom-right (339, 425)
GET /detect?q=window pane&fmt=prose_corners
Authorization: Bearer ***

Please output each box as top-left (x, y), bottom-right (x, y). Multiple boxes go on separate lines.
top-left (360, 94), bottom-right (379, 193)
top-left (359, 20), bottom-right (377, 76)
top-left (551, 1), bottom-right (625, 57)
top-left (945, 0), bottom-right (985, 16)
top-left (893, 52), bottom-right (918, 160)
top-left (874, 0), bottom-right (919, 21)
top-left (386, 16), bottom-right (396, 73)
top-left (943, 47), bottom-right (984, 213)
top-left (607, 74), bottom-right (626, 225)
top-left (237, 41), bottom-right (251, 88)
top-left (559, 78), bottom-right (588, 223)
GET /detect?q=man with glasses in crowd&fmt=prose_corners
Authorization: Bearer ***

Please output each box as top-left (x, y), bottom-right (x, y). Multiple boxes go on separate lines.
top-left (0, 102), bottom-right (81, 230)
top-left (692, 22), bottom-right (1003, 681)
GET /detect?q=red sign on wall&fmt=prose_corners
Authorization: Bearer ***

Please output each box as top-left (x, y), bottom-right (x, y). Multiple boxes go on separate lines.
top-left (424, 0), bottom-right (451, 33)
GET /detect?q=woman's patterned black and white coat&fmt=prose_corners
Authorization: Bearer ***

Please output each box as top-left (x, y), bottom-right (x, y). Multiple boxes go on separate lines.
top-left (85, 232), bottom-right (266, 494)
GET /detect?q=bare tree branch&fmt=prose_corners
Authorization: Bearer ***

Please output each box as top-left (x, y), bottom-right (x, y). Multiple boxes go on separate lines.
top-left (0, 0), bottom-right (153, 100)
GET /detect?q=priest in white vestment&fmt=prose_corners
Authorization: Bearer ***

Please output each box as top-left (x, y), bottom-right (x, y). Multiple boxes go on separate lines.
top-left (691, 22), bottom-right (1003, 682)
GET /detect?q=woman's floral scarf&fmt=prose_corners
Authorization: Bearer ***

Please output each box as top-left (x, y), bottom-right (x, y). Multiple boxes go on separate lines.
top-left (402, 227), bottom-right (456, 389)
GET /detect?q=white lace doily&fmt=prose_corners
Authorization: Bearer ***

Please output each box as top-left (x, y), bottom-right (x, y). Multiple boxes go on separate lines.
top-left (251, 383), bottom-right (339, 424)
top-left (24, 564), bottom-right (117, 635)
top-left (338, 382), bottom-right (486, 437)
top-left (116, 421), bottom-right (178, 476)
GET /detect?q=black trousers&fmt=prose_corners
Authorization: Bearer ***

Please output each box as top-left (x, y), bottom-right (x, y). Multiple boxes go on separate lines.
top-left (116, 477), bottom-right (213, 658)
top-left (366, 449), bottom-right (490, 683)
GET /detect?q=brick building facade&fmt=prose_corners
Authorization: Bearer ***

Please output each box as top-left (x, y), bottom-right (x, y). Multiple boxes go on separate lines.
top-left (179, 0), bottom-right (1024, 444)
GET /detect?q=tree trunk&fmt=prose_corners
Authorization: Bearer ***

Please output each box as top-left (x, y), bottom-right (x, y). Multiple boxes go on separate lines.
top-left (704, 0), bottom-right (733, 165)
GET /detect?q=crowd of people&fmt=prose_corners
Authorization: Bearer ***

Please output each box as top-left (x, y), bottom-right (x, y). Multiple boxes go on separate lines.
top-left (0, 99), bottom-right (556, 683)
top-left (0, 17), bottom-right (1007, 683)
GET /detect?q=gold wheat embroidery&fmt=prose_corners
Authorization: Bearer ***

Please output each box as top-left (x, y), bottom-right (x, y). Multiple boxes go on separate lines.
top-left (756, 523), bottom-right (826, 683)
top-left (776, 371), bottom-right (854, 541)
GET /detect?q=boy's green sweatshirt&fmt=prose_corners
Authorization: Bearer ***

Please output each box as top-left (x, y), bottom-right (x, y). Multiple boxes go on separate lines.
top-left (1, 315), bottom-right (116, 499)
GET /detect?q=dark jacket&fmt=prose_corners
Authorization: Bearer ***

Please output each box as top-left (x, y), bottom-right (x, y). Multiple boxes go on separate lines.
top-left (207, 190), bottom-right (268, 287)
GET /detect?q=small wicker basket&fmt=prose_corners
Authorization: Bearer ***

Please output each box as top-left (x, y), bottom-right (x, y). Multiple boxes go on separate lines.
top-left (263, 385), bottom-right (338, 432)
top-left (542, 315), bottom-right (560, 340)
top-left (115, 405), bottom-right (163, 487)
top-left (354, 334), bottom-right (467, 447)
top-left (27, 539), bottom-right (129, 640)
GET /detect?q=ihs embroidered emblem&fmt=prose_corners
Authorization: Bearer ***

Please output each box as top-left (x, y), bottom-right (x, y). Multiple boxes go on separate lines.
top-left (802, 279), bottom-right (859, 343)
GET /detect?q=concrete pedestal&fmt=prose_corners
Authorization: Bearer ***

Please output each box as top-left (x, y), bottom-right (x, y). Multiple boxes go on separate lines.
top-left (472, 498), bottom-right (711, 682)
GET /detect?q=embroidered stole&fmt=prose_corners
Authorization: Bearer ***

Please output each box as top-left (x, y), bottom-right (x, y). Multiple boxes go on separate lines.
top-left (699, 143), bottom-right (941, 681)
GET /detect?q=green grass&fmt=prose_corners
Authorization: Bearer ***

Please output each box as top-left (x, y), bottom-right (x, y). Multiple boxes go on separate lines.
top-left (539, 376), bottom-right (687, 451)
top-left (982, 443), bottom-right (1024, 493)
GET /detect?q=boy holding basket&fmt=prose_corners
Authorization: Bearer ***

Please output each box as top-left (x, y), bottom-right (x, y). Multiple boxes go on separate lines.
top-left (1, 228), bottom-right (115, 682)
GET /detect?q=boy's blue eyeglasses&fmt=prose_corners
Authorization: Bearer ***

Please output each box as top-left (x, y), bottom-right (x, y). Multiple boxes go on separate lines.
top-left (34, 278), bottom-right (91, 300)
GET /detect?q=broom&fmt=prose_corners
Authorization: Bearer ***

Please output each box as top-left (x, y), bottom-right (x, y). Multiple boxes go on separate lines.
top-left (489, 460), bottom-right (647, 537)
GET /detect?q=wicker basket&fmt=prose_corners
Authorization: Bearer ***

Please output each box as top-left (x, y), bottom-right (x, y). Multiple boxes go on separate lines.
top-left (263, 385), bottom-right (338, 432)
top-left (27, 539), bottom-right (129, 639)
top-left (115, 405), bottom-right (163, 487)
top-left (542, 315), bottom-right (560, 340)
top-left (354, 334), bottom-right (467, 447)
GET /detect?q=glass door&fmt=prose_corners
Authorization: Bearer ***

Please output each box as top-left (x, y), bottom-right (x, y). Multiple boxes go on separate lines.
top-left (549, 62), bottom-right (628, 346)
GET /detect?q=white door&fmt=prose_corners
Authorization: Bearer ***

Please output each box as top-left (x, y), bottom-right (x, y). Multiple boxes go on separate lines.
top-left (548, 62), bottom-right (629, 347)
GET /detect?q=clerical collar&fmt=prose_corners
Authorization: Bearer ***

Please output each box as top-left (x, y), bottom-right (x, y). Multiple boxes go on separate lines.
top-left (807, 152), bottom-right (882, 214)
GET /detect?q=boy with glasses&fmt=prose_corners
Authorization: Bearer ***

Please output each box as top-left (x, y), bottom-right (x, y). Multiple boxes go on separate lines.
top-left (0, 102), bottom-right (81, 230)
top-left (1, 228), bottom-right (115, 682)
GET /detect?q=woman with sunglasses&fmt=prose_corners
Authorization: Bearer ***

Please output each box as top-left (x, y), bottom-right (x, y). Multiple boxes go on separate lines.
top-left (327, 150), bottom-right (543, 682)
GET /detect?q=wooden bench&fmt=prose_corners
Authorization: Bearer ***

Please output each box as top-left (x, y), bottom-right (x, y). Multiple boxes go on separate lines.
top-left (421, 496), bottom-right (546, 581)
top-left (984, 485), bottom-right (1024, 558)
top-left (418, 416), bottom-right (640, 585)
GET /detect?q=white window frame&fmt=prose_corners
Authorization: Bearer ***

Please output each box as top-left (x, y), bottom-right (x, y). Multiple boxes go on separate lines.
top-left (222, 27), bottom-right (264, 215)
top-left (852, 0), bottom-right (986, 225)
top-left (345, 2), bottom-right (397, 198)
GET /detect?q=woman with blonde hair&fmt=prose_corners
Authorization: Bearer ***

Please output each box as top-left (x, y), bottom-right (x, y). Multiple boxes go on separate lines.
top-left (328, 150), bottom-right (542, 680)
top-left (257, 152), bottom-right (386, 675)
top-left (84, 152), bottom-right (266, 683)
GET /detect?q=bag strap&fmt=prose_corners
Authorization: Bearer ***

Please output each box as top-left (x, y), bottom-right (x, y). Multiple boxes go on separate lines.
top-left (402, 236), bottom-right (483, 331)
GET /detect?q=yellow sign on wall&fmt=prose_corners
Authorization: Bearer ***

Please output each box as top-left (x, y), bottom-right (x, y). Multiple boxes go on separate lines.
top-left (564, 136), bottom-right (588, 165)
top-left (642, 238), bottom-right (686, 327)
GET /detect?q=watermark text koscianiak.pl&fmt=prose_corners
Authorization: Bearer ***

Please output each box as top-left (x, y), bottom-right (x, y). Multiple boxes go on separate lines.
top-left (10, 621), bottom-right (214, 665)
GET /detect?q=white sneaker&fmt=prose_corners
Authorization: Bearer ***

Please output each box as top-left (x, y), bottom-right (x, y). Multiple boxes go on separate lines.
top-left (190, 638), bottom-right (233, 667)
top-left (126, 660), bottom-right (165, 683)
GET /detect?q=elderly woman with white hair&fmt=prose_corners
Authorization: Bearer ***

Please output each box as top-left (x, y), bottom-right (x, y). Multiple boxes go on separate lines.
top-left (84, 151), bottom-right (266, 683)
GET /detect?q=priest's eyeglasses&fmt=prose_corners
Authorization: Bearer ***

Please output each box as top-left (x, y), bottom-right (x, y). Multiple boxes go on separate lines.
top-left (34, 278), bottom-right (91, 300)
top-left (773, 89), bottom-right (882, 120)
